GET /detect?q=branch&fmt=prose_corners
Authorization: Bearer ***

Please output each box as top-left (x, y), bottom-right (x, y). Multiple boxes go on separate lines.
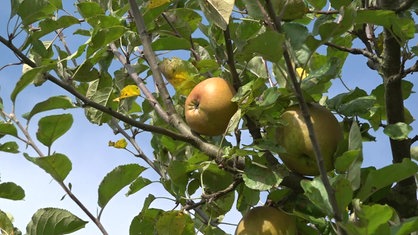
top-left (308, 9), bottom-right (340, 15)
top-left (223, 26), bottom-right (241, 89)
top-left (110, 118), bottom-right (162, 177)
top-left (402, 60), bottom-right (418, 78)
top-left (411, 135), bottom-right (418, 144)
top-left (324, 42), bottom-right (379, 62)
top-left (127, 0), bottom-right (176, 115)
top-left (264, 0), bottom-right (344, 230)
top-left (380, 0), bottom-right (417, 218)
top-left (201, 178), bottom-right (243, 203)
top-left (126, 0), bottom-right (227, 164)
top-left (109, 43), bottom-right (169, 122)
top-left (395, 0), bottom-right (417, 13)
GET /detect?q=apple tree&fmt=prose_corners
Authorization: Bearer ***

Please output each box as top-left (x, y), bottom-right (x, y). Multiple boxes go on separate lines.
top-left (1, 0), bottom-right (418, 234)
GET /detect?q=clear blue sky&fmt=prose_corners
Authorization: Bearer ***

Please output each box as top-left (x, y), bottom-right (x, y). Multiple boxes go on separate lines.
top-left (1, 1), bottom-right (417, 235)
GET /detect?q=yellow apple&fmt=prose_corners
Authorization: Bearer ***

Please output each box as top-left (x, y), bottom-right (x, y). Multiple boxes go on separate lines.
top-left (185, 77), bottom-right (237, 136)
top-left (235, 206), bottom-right (296, 235)
top-left (276, 103), bottom-right (343, 176)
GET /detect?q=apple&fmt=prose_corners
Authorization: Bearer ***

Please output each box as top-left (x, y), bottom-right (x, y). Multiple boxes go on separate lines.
top-left (276, 103), bottom-right (343, 176)
top-left (185, 77), bottom-right (237, 136)
top-left (235, 206), bottom-right (296, 235)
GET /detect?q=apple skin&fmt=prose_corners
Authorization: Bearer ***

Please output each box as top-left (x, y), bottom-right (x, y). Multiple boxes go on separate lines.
top-left (276, 103), bottom-right (343, 176)
top-left (185, 77), bottom-right (237, 136)
top-left (235, 206), bottom-right (296, 235)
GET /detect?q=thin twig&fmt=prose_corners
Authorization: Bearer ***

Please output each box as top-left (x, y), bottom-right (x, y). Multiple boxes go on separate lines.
top-left (325, 42), bottom-right (379, 62)
top-left (110, 118), bottom-right (162, 176)
top-left (264, 0), bottom-right (344, 233)
top-left (109, 43), bottom-right (169, 122)
top-left (6, 110), bottom-right (109, 235)
top-left (201, 178), bottom-right (242, 202)
top-left (55, 28), bottom-right (78, 67)
top-left (308, 9), bottom-right (340, 15)
top-left (402, 60), bottom-right (418, 78)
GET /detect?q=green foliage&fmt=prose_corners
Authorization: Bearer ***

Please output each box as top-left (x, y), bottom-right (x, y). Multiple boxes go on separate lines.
top-left (98, 164), bottom-right (148, 208)
top-left (0, 182), bottom-right (25, 200)
top-left (24, 153), bottom-right (72, 182)
top-left (1, 0), bottom-right (418, 234)
top-left (36, 114), bottom-right (73, 147)
top-left (26, 208), bottom-right (87, 235)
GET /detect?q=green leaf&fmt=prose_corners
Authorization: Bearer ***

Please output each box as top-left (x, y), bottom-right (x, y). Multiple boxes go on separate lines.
top-left (391, 216), bottom-right (418, 235)
top-left (331, 176), bottom-right (353, 214)
top-left (16, 0), bottom-right (62, 25)
top-left (24, 96), bottom-right (76, 122)
top-left (306, 0), bottom-right (326, 10)
top-left (0, 141), bottom-right (19, 153)
top-left (26, 208), bottom-right (87, 235)
top-left (242, 31), bottom-right (285, 62)
top-left (198, 0), bottom-right (234, 30)
top-left (322, 6), bottom-right (355, 39)
top-left (335, 150), bottom-right (361, 173)
top-left (236, 184), bottom-right (260, 212)
top-left (383, 122), bottom-right (412, 140)
top-left (69, 61), bottom-right (100, 82)
top-left (338, 96), bottom-right (376, 116)
top-left (76, 2), bottom-right (104, 18)
top-left (282, 23), bottom-right (309, 50)
top-left (24, 153), bottom-right (72, 182)
top-left (0, 210), bottom-right (14, 235)
top-left (257, 87), bottom-right (280, 107)
top-left (167, 160), bottom-right (199, 192)
top-left (301, 177), bottom-right (333, 216)
top-left (0, 182), bottom-right (25, 200)
top-left (36, 114), bottom-right (73, 147)
top-left (130, 208), bottom-right (163, 235)
top-left (330, 0), bottom-right (351, 9)
top-left (157, 8), bottom-right (202, 38)
top-left (242, 163), bottom-right (282, 191)
top-left (357, 158), bottom-right (418, 201)
top-left (0, 122), bottom-right (18, 137)
top-left (355, 10), bottom-right (415, 42)
top-left (33, 16), bottom-right (80, 39)
top-left (98, 164), bottom-right (146, 208)
top-left (156, 211), bottom-right (195, 235)
top-left (348, 121), bottom-right (362, 151)
top-left (152, 36), bottom-right (191, 51)
top-left (11, 66), bottom-right (47, 103)
top-left (126, 177), bottom-right (152, 196)
top-left (351, 200), bottom-right (393, 235)
top-left (201, 163), bottom-right (234, 191)
top-left (88, 26), bottom-right (126, 57)
top-left (84, 79), bottom-right (115, 124)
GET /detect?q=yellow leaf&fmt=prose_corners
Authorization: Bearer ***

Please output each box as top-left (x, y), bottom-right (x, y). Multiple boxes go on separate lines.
top-left (296, 67), bottom-right (308, 80)
top-left (159, 57), bottom-right (200, 95)
top-left (108, 138), bottom-right (128, 149)
top-left (113, 85), bottom-right (140, 102)
top-left (148, 0), bottom-right (171, 9)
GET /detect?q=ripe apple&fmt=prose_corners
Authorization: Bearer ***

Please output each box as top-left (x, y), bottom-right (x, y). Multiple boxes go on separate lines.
top-left (276, 103), bottom-right (343, 176)
top-left (185, 77), bottom-right (237, 136)
top-left (235, 206), bottom-right (296, 235)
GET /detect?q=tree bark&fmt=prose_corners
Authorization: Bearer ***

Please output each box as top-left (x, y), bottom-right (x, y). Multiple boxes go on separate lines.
top-left (380, 0), bottom-right (418, 218)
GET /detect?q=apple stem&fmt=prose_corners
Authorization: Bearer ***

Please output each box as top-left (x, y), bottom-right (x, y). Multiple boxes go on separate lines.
top-left (264, 0), bottom-right (345, 233)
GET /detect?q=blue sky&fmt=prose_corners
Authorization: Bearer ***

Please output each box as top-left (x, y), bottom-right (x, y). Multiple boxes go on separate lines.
top-left (1, 1), bottom-right (417, 235)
